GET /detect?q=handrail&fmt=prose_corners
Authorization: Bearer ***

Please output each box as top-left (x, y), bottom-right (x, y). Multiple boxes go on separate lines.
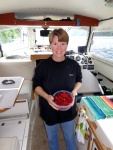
top-left (86, 119), bottom-right (111, 150)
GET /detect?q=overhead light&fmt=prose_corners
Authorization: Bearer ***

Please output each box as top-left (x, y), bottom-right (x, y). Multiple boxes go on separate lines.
top-left (104, 0), bottom-right (113, 7)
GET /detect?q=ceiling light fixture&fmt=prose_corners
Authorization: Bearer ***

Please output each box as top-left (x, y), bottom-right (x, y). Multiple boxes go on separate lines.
top-left (104, 0), bottom-right (113, 7)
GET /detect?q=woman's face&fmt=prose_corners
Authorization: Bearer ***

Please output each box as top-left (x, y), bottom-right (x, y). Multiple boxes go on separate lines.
top-left (50, 36), bottom-right (67, 61)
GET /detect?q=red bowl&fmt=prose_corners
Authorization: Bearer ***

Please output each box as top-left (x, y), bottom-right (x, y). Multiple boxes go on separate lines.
top-left (53, 90), bottom-right (74, 111)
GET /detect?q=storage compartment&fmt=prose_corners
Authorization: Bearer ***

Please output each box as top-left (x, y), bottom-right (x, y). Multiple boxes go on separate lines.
top-left (0, 119), bottom-right (30, 150)
top-left (0, 137), bottom-right (20, 150)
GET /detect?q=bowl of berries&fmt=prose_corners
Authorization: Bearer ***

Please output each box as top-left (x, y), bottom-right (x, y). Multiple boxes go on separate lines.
top-left (53, 90), bottom-right (74, 111)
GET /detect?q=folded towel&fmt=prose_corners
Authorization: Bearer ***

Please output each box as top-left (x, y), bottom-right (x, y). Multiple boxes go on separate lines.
top-left (91, 96), bottom-right (113, 118)
top-left (100, 96), bottom-right (113, 109)
top-left (82, 97), bottom-right (106, 120)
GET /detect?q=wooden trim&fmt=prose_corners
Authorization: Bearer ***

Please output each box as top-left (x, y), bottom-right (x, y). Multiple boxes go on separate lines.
top-left (30, 54), bottom-right (51, 60)
top-left (87, 119), bottom-right (112, 150)
top-left (91, 138), bottom-right (102, 150)
top-left (87, 128), bottom-right (92, 150)
top-left (31, 89), bottom-right (35, 100)
top-left (0, 13), bottom-right (99, 26)
top-left (15, 100), bottom-right (26, 103)
top-left (74, 14), bottom-right (99, 26)
top-left (0, 108), bottom-right (9, 113)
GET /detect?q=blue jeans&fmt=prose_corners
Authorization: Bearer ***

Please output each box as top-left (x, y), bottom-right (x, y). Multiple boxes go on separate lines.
top-left (44, 119), bottom-right (76, 150)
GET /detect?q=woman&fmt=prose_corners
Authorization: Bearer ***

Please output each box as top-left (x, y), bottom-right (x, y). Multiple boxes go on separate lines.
top-left (32, 28), bottom-right (82, 150)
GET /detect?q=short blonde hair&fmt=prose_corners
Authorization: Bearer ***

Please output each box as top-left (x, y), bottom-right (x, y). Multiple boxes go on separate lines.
top-left (49, 28), bottom-right (69, 44)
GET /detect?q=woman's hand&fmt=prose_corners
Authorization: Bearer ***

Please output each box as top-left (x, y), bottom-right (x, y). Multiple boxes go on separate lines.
top-left (46, 94), bottom-right (58, 110)
top-left (35, 86), bottom-right (58, 110)
top-left (70, 91), bottom-right (77, 106)
top-left (71, 90), bottom-right (77, 98)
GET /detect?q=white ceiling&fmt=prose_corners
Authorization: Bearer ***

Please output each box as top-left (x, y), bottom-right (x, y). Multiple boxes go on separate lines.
top-left (0, 0), bottom-right (113, 21)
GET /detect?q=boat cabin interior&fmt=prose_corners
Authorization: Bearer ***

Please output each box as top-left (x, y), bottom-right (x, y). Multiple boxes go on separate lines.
top-left (0, 0), bottom-right (113, 150)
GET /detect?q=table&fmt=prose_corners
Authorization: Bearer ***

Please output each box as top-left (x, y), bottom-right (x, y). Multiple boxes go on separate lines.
top-left (0, 77), bottom-right (24, 112)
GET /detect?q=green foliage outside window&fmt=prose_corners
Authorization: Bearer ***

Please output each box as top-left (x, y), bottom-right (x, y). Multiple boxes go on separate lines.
top-left (0, 28), bottom-right (21, 43)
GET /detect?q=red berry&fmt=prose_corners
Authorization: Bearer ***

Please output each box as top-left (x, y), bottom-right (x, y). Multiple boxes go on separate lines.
top-left (53, 91), bottom-right (72, 106)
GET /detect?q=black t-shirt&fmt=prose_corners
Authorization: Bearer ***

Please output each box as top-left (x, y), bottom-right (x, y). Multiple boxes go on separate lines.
top-left (32, 56), bottom-right (82, 125)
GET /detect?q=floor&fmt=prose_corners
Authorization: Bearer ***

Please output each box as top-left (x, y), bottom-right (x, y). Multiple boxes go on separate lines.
top-left (28, 104), bottom-right (66, 150)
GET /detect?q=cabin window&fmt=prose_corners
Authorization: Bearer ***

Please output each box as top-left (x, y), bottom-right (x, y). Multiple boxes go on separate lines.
top-left (35, 27), bottom-right (89, 53)
top-left (90, 31), bottom-right (113, 61)
top-left (0, 27), bottom-right (28, 56)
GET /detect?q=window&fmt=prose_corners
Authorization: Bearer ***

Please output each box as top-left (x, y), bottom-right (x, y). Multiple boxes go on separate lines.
top-left (35, 27), bottom-right (89, 53)
top-left (66, 27), bottom-right (88, 52)
top-left (0, 27), bottom-right (28, 56)
top-left (90, 31), bottom-right (113, 60)
top-left (0, 26), bottom-right (89, 56)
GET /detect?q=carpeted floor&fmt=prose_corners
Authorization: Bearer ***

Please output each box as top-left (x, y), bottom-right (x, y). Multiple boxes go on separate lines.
top-left (30, 109), bottom-right (66, 150)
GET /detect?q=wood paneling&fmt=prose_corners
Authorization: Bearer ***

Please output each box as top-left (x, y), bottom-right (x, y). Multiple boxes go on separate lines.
top-left (0, 13), bottom-right (99, 26)
top-left (30, 54), bottom-right (51, 60)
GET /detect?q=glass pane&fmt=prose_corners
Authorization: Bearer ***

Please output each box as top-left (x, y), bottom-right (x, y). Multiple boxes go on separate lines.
top-left (0, 27), bottom-right (29, 55)
top-left (90, 32), bottom-right (113, 60)
top-left (35, 27), bottom-right (89, 53)
top-left (66, 28), bottom-right (88, 52)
